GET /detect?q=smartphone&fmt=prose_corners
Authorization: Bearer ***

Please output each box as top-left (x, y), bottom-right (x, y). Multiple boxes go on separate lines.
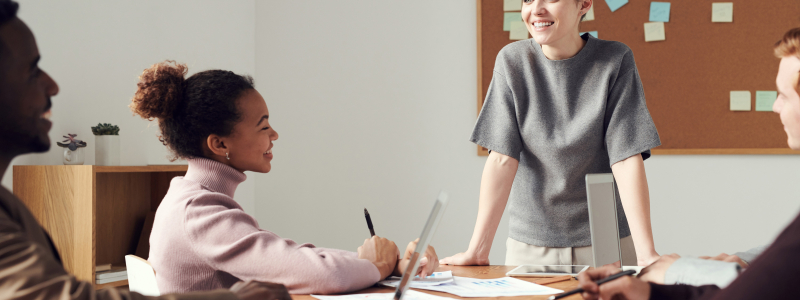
top-left (505, 265), bottom-right (590, 277)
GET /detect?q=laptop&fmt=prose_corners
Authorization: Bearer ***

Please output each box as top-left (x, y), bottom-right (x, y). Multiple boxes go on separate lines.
top-left (393, 191), bottom-right (448, 300)
top-left (585, 174), bottom-right (622, 268)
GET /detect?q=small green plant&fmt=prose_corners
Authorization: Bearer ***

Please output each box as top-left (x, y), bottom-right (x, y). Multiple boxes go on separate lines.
top-left (91, 123), bottom-right (120, 135)
top-left (56, 134), bottom-right (87, 151)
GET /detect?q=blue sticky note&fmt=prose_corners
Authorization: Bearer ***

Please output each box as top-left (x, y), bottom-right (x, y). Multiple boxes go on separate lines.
top-left (605, 0), bottom-right (628, 12)
top-left (755, 91), bottom-right (778, 111)
top-left (580, 31), bottom-right (598, 38)
top-left (503, 12), bottom-right (522, 31)
top-left (650, 2), bottom-right (670, 22)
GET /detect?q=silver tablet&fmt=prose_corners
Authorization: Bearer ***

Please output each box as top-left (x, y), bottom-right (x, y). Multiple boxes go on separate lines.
top-left (506, 265), bottom-right (589, 277)
top-left (585, 174), bottom-right (622, 268)
top-left (393, 191), bottom-right (448, 300)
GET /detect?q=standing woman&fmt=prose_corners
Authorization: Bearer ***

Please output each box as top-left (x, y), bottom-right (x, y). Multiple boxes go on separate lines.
top-left (441, 0), bottom-right (661, 267)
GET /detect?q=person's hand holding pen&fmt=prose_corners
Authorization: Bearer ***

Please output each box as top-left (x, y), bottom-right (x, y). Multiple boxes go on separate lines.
top-left (393, 238), bottom-right (439, 278)
top-left (576, 266), bottom-right (650, 300)
top-left (358, 236), bottom-right (399, 279)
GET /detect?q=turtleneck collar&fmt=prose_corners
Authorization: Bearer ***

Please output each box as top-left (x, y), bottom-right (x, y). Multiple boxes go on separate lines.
top-left (184, 157), bottom-right (247, 198)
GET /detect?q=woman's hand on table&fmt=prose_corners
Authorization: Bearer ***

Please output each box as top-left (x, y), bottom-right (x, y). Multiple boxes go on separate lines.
top-left (577, 265), bottom-right (650, 300)
top-left (394, 238), bottom-right (439, 278)
top-left (357, 236), bottom-right (399, 279)
top-left (637, 253), bottom-right (680, 284)
top-left (439, 250), bottom-right (489, 266)
top-left (638, 251), bottom-right (662, 266)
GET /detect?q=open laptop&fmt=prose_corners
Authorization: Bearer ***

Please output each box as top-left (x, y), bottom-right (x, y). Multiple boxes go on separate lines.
top-left (585, 174), bottom-right (622, 268)
top-left (393, 191), bottom-right (448, 300)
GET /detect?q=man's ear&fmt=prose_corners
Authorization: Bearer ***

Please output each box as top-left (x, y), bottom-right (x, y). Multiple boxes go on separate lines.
top-left (206, 134), bottom-right (228, 158)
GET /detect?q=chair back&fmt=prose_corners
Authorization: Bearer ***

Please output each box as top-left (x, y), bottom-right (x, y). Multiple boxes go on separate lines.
top-left (125, 255), bottom-right (160, 296)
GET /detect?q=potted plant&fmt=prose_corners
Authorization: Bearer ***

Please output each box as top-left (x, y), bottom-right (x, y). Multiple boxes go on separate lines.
top-left (91, 123), bottom-right (120, 166)
top-left (56, 134), bottom-right (87, 165)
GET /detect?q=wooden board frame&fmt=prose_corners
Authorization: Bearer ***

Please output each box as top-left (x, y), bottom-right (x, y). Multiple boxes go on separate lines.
top-left (476, 0), bottom-right (800, 156)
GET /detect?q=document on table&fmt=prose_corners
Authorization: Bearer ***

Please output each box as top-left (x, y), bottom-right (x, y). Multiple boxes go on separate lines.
top-left (379, 271), bottom-right (454, 288)
top-left (406, 276), bottom-right (563, 297)
top-left (311, 290), bottom-right (451, 300)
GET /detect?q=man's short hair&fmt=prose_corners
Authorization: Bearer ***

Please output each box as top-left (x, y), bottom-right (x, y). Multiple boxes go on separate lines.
top-left (0, 0), bottom-right (18, 62)
top-left (0, 0), bottom-right (18, 27)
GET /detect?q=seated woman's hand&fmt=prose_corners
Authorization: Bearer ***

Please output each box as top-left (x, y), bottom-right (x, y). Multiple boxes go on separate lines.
top-left (357, 236), bottom-right (399, 279)
top-left (577, 265), bottom-right (650, 300)
top-left (394, 238), bottom-right (439, 278)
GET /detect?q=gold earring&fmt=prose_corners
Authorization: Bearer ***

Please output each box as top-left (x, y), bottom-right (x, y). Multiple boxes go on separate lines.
top-left (226, 152), bottom-right (230, 160)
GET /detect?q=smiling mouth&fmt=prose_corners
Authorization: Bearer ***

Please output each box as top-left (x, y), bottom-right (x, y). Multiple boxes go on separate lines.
top-left (41, 110), bottom-right (52, 121)
top-left (534, 22), bottom-right (554, 28)
top-left (264, 149), bottom-right (272, 155)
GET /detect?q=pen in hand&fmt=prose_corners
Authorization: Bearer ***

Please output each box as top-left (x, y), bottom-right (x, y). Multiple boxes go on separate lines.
top-left (548, 269), bottom-right (636, 300)
top-left (364, 208), bottom-right (375, 237)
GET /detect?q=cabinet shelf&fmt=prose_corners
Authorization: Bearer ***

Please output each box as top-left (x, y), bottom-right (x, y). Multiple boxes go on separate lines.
top-left (13, 165), bottom-right (187, 289)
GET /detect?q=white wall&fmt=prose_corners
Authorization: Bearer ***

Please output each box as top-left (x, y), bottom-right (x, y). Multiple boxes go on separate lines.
top-left (253, 0), bottom-right (800, 264)
top-left (4, 0), bottom-right (258, 214)
top-left (5, 0), bottom-right (800, 265)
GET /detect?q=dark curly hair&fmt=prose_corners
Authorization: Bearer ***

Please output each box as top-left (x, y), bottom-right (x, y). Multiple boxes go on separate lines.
top-left (130, 61), bottom-right (255, 161)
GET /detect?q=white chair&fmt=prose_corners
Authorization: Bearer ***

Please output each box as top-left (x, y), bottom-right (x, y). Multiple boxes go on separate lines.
top-left (125, 255), bottom-right (160, 296)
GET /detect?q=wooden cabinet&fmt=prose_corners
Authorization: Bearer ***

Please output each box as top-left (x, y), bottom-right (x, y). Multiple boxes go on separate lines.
top-left (13, 165), bottom-right (187, 289)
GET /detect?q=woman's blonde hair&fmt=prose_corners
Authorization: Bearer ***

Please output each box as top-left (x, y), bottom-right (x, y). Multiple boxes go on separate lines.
top-left (774, 27), bottom-right (800, 91)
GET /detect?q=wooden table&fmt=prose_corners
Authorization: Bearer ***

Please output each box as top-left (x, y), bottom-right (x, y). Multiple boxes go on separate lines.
top-left (292, 266), bottom-right (582, 300)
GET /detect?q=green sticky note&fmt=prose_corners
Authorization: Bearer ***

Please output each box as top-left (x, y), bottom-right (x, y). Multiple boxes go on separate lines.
top-left (504, 12), bottom-right (522, 31)
top-left (755, 91), bottom-right (778, 111)
top-left (730, 91), bottom-right (751, 111)
top-left (504, 0), bottom-right (522, 11)
top-left (509, 21), bottom-right (529, 40)
top-left (712, 3), bottom-right (733, 22)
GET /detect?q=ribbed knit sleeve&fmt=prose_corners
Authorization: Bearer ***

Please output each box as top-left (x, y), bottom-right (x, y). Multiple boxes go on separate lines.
top-left (182, 193), bottom-right (381, 295)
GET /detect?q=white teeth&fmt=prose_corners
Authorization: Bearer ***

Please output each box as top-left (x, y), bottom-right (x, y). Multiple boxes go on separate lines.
top-left (534, 22), bottom-right (554, 28)
top-left (265, 149), bottom-right (272, 154)
top-left (41, 111), bottom-right (51, 120)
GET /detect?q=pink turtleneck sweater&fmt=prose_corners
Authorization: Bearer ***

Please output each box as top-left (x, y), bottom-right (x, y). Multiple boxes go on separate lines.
top-left (148, 158), bottom-right (381, 295)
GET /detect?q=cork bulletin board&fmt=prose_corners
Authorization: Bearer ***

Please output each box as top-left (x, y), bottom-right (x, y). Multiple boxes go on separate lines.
top-left (477, 0), bottom-right (800, 155)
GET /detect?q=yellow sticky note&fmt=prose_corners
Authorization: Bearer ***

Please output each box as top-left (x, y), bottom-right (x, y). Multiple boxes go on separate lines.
top-left (644, 22), bottom-right (665, 42)
top-left (504, 0), bottom-right (522, 11)
top-left (712, 3), bottom-right (733, 22)
top-left (583, 5), bottom-right (595, 22)
top-left (509, 21), bottom-right (529, 40)
top-left (730, 91), bottom-right (751, 111)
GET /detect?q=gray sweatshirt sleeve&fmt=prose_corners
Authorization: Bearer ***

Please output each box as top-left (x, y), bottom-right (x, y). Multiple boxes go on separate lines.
top-left (733, 245), bottom-right (768, 264)
top-left (663, 257), bottom-right (742, 288)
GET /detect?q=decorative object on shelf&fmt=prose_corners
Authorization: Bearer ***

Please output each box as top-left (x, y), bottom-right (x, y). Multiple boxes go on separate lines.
top-left (91, 123), bottom-right (120, 166)
top-left (57, 133), bottom-right (87, 165)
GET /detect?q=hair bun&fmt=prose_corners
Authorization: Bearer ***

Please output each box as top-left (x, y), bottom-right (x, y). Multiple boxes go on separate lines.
top-left (130, 60), bottom-right (188, 121)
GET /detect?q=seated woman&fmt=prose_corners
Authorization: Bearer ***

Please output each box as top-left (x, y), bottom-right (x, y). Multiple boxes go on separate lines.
top-left (130, 61), bottom-right (437, 295)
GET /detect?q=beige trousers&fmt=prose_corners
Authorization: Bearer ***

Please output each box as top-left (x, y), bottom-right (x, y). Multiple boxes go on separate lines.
top-left (505, 236), bottom-right (638, 266)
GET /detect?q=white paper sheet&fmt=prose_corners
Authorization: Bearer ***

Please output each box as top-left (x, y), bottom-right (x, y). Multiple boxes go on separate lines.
top-left (404, 276), bottom-right (563, 297)
top-left (379, 271), bottom-right (454, 288)
top-left (311, 290), bottom-right (451, 300)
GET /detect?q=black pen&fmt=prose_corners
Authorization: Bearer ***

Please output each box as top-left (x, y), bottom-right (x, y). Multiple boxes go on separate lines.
top-left (548, 269), bottom-right (636, 300)
top-left (364, 208), bottom-right (375, 236)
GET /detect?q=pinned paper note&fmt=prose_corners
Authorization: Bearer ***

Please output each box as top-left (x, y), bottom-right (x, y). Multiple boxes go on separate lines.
top-left (504, 0), bottom-right (522, 11)
top-left (504, 12), bottom-right (522, 31)
top-left (509, 21), bottom-right (529, 40)
top-left (583, 5), bottom-right (595, 21)
top-left (605, 0), bottom-right (628, 12)
top-left (580, 31), bottom-right (598, 38)
top-left (730, 91), bottom-right (751, 111)
top-left (649, 2), bottom-right (671, 22)
top-left (644, 22), bottom-right (665, 42)
top-left (755, 91), bottom-right (778, 111)
top-left (712, 3), bottom-right (733, 22)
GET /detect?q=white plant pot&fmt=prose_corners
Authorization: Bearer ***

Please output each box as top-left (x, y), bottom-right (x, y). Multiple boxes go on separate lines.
top-left (63, 147), bottom-right (85, 165)
top-left (95, 135), bottom-right (120, 166)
